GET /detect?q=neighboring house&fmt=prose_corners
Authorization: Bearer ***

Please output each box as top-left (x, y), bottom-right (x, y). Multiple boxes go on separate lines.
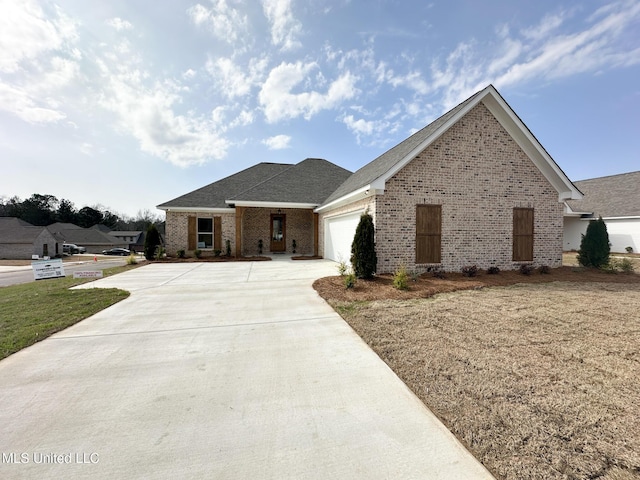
top-left (0, 217), bottom-right (63, 259)
top-left (47, 222), bottom-right (120, 253)
top-left (108, 231), bottom-right (145, 253)
top-left (564, 171), bottom-right (640, 253)
top-left (158, 85), bottom-right (582, 273)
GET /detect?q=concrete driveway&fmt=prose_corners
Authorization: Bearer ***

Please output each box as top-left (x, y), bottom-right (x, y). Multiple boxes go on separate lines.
top-left (0, 259), bottom-right (494, 479)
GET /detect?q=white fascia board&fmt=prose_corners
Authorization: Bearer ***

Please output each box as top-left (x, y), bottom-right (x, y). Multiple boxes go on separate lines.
top-left (315, 186), bottom-right (382, 213)
top-left (602, 216), bottom-right (640, 220)
top-left (157, 206), bottom-right (235, 213)
top-left (481, 91), bottom-right (583, 202)
top-left (226, 200), bottom-right (317, 209)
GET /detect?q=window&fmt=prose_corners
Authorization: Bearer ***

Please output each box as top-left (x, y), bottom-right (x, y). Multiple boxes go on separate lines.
top-left (197, 218), bottom-right (213, 249)
top-left (513, 208), bottom-right (534, 261)
top-left (416, 205), bottom-right (442, 264)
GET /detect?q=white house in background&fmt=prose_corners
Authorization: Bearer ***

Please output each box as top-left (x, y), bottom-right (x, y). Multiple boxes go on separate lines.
top-left (564, 171), bottom-right (640, 253)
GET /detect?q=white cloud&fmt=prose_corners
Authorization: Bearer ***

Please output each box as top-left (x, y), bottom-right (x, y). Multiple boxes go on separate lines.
top-left (187, 0), bottom-right (249, 45)
top-left (262, 0), bottom-right (302, 51)
top-left (205, 57), bottom-right (267, 99)
top-left (183, 68), bottom-right (197, 79)
top-left (259, 61), bottom-right (359, 122)
top-left (262, 134), bottom-right (291, 149)
top-left (106, 17), bottom-right (133, 31)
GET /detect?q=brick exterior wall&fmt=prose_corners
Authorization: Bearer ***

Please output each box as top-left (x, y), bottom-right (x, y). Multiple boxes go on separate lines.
top-left (165, 211), bottom-right (235, 256)
top-left (318, 196), bottom-right (376, 258)
top-left (373, 103), bottom-right (563, 273)
top-left (242, 208), bottom-right (314, 256)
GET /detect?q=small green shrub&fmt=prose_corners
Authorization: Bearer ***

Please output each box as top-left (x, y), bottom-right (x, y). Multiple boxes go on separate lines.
top-left (619, 258), bottom-right (635, 273)
top-left (126, 254), bottom-right (138, 265)
top-left (214, 249), bottom-right (222, 257)
top-left (432, 269), bottom-right (446, 279)
top-left (626, 246), bottom-right (633, 254)
top-left (337, 260), bottom-right (348, 276)
top-left (409, 270), bottom-right (420, 282)
top-left (538, 265), bottom-right (550, 274)
top-left (154, 246), bottom-right (165, 260)
top-left (487, 266), bottom-right (500, 275)
top-left (194, 249), bottom-right (202, 259)
top-left (258, 239), bottom-right (263, 254)
top-left (461, 265), bottom-right (478, 277)
top-left (292, 239), bottom-right (297, 253)
top-left (519, 264), bottom-right (533, 275)
top-left (225, 239), bottom-right (231, 257)
top-left (344, 272), bottom-right (356, 289)
top-left (177, 249), bottom-right (186, 259)
top-left (393, 265), bottom-right (409, 290)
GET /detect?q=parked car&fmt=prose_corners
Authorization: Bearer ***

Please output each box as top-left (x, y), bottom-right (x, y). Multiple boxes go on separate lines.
top-left (63, 243), bottom-right (86, 254)
top-left (102, 248), bottom-right (131, 256)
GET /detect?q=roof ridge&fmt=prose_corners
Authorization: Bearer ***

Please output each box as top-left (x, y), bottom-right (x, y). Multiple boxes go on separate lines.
top-left (227, 163), bottom-right (298, 201)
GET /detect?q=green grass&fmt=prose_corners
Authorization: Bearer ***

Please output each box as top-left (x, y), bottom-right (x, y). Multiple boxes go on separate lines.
top-left (0, 265), bottom-right (135, 360)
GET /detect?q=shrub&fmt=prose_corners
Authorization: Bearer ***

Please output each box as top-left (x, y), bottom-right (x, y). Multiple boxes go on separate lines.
top-left (292, 239), bottom-right (297, 253)
top-left (225, 239), bottom-right (231, 257)
top-left (461, 265), bottom-right (478, 277)
top-left (144, 224), bottom-right (161, 261)
top-left (409, 270), bottom-right (420, 282)
top-left (519, 264), bottom-right (533, 275)
top-left (351, 211), bottom-right (377, 279)
top-left (393, 265), bottom-right (409, 290)
top-left (626, 246), bottom-right (634, 254)
top-left (214, 249), bottom-right (221, 257)
top-left (432, 269), bottom-right (446, 279)
top-left (487, 266), bottom-right (500, 275)
top-left (194, 249), bottom-right (202, 259)
top-left (154, 246), bottom-right (165, 261)
top-left (258, 239), bottom-right (263, 254)
top-left (538, 265), bottom-right (550, 274)
top-left (337, 259), bottom-right (348, 276)
top-left (344, 272), bottom-right (356, 289)
top-left (126, 254), bottom-right (138, 265)
top-left (619, 258), bottom-right (635, 273)
top-left (177, 249), bottom-right (186, 259)
top-left (578, 217), bottom-right (610, 268)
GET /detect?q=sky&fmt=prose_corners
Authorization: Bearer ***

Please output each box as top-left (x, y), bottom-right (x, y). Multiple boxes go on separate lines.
top-left (1, 0), bottom-right (639, 218)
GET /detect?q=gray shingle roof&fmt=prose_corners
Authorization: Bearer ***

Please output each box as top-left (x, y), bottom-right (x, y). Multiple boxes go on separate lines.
top-left (48, 222), bottom-right (119, 246)
top-left (157, 163), bottom-right (291, 209)
top-left (0, 217), bottom-right (43, 243)
top-left (321, 89), bottom-right (484, 206)
top-left (228, 158), bottom-right (352, 204)
top-left (566, 171), bottom-right (640, 218)
top-left (158, 159), bottom-right (352, 208)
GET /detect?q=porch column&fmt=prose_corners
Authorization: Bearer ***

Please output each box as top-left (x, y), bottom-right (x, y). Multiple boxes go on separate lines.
top-left (313, 213), bottom-right (319, 257)
top-left (235, 206), bottom-right (245, 257)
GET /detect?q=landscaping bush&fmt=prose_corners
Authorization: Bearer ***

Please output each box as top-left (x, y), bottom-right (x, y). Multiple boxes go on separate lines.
top-left (626, 246), bottom-right (633, 254)
top-left (337, 259), bottom-right (348, 276)
top-left (126, 254), bottom-right (138, 265)
top-left (225, 239), bottom-right (231, 257)
top-left (154, 246), bottom-right (165, 260)
top-left (194, 249), bottom-right (202, 259)
top-left (393, 265), bottom-right (409, 290)
top-left (344, 272), bottom-right (356, 289)
top-left (619, 258), bottom-right (635, 273)
top-left (487, 266), bottom-right (500, 275)
top-left (519, 264), bottom-right (533, 275)
top-left (538, 265), bottom-right (550, 274)
top-left (214, 249), bottom-right (221, 257)
top-left (461, 265), bottom-right (478, 277)
top-left (432, 269), bottom-right (446, 279)
top-left (144, 224), bottom-right (161, 261)
top-left (177, 249), bottom-right (186, 259)
top-left (578, 217), bottom-right (610, 269)
top-left (351, 211), bottom-right (377, 279)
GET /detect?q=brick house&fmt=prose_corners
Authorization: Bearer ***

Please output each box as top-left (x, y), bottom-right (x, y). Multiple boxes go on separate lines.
top-left (158, 85), bottom-right (582, 272)
top-left (0, 217), bottom-right (64, 259)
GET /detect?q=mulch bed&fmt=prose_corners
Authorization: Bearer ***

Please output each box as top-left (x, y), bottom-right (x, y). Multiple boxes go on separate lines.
top-left (313, 266), bottom-right (640, 303)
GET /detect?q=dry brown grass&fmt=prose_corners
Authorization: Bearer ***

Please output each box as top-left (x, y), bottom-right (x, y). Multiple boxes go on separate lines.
top-left (315, 270), bottom-right (640, 479)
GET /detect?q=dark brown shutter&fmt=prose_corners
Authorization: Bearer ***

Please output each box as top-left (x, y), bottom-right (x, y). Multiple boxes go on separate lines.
top-left (513, 208), bottom-right (534, 261)
top-left (188, 216), bottom-right (196, 250)
top-left (214, 216), bottom-right (222, 250)
top-left (416, 205), bottom-right (442, 264)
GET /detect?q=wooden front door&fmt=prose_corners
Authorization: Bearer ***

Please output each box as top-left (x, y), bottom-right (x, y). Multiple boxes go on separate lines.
top-left (270, 214), bottom-right (286, 252)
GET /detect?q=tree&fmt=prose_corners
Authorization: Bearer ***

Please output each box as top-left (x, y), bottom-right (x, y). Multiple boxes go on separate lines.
top-left (21, 194), bottom-right (58, 225)
top-left (56, 198), bottom-right (77, 223)
top-left (578, 217), bottom-right (610, 268)
top-left (76, 206), bottom-right (103, 228)
top-left (350, 211), bottom-right (377, 279)
top-left (144, 223), bottom-right (161, 260)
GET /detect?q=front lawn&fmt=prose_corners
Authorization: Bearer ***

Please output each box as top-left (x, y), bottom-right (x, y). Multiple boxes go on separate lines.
top-left (315, 269), bottom-right (640, 479)
top-left (0, 266), bottom-right (134, 360)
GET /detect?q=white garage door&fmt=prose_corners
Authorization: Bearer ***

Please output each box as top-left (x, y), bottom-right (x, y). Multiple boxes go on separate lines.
top-left (324, 211), bottom-right (363, 263)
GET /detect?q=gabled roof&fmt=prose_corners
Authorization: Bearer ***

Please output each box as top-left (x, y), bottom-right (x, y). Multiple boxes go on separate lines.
top-left (48, 222), bottom-right (119, 246)
top-left (157, 159), bottom-right (352, 210)
top-left (319, 85), bottom-right (582, 211)
top-left (227, 158), bottom-right (352, 207)
top-left (0, 217), bottom-right (45, 243)
top-left (566, 171), bottom-right (640, 218)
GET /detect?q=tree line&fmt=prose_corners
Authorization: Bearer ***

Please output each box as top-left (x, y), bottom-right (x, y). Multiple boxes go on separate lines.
top-left (0, 194), bottom-right (164, 233)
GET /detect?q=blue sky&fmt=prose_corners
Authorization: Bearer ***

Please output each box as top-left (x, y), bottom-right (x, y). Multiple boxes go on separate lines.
top-left (1, 0), bottom-right (639, 218)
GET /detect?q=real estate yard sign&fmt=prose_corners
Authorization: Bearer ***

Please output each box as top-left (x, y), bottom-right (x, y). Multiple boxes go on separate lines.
top-left (32, 258), bottom-right (65, 280)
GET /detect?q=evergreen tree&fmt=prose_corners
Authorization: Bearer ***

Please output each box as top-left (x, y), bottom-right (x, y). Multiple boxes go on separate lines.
top-left (144, 224), bottom-right (161, 260)
top-left (577, 217), bottom-right (610, 268)
top-left (351, 211), bottom-right (377, 279)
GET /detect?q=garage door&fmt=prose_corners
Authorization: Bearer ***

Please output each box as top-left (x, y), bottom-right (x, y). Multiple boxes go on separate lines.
top-left (324, 211), bottom-right (363, 263)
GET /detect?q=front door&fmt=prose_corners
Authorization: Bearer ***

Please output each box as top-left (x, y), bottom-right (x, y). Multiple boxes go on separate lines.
top-left (270, 214), bottom-right (286, 252)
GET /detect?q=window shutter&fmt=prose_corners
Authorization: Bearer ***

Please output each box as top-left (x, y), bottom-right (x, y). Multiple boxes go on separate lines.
top-left (513, 208), bottom-right (534, 261)
top-left (188, 216), bottom-right (196, 250)
top-left (214, 217), bottom-right (222, 250)
top-left (416, 205), bottom-right (442, 264)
